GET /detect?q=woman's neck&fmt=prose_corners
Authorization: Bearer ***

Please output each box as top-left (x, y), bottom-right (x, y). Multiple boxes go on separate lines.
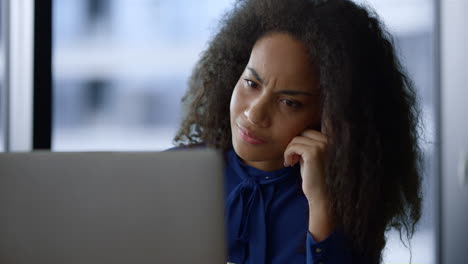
top-left (241, 158), bottom-right (285, 172)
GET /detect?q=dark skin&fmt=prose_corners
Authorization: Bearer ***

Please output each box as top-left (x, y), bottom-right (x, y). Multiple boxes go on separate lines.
top-left (229, 32), bottom-right (335, 241)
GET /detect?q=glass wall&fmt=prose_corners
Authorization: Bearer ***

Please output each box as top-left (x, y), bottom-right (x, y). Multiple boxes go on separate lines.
top-left (0, 1), bottom-right (4, 152)
top-left (52, 0), bottom-right (234, 151)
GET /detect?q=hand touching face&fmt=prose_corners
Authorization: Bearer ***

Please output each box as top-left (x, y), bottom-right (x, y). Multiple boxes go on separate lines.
top-left (230, 32), bottom-right (321, 172)
top-left (283, 125), bottom-right (329, 202)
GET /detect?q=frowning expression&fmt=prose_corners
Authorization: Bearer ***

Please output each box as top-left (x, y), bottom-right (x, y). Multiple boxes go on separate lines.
top-left (230, 32), bottom-right (321, 171)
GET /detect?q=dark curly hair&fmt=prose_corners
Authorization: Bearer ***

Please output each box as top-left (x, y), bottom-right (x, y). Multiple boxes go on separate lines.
top-left (173, 0), bottom-right (423, 263)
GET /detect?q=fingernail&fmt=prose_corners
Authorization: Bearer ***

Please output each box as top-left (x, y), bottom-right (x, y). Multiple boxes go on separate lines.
top-left (284, 161), bottom-right (288, 167)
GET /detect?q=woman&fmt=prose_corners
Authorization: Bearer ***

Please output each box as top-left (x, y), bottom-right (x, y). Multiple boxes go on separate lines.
top-left (173, 0), bottom-right (423, 263)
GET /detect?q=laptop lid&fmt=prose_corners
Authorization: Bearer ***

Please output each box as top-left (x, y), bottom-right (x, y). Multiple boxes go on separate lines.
top-left (0, 149), bottom-right (226, 264)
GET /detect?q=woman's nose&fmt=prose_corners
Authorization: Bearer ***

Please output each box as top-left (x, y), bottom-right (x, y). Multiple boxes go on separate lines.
top-left (243, 99), bottom-right (270, 128)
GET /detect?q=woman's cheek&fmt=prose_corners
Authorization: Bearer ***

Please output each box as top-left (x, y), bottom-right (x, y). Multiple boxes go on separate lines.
top-left (230, 87), bottom-right (247, 117)
top-left (279, 120), bottom-right (309, 141)
top-left (229, 88), bottom-right (240, 117)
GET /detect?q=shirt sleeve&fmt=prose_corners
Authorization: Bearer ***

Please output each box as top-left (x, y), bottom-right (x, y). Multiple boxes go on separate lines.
top-left (306, 228), bottom-right (353, 264)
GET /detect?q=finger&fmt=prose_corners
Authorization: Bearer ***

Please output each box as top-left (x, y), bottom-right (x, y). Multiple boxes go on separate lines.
top-left (300, 130), bottom-right (327, 144)
top-left (289, 136), bottom-right (326, 149)
top-left (284, 143), bottom-right (325, 166)
top-left (284, 142), bottom-right (309, 167)
top-left (284, 154), bottom-right (301, 167)
top-left (285, 139), bottom-right (328, 166)
top-left (285, 136), bottom-right (327, 166)
top-left (291, 153), bottom-right (301, 167)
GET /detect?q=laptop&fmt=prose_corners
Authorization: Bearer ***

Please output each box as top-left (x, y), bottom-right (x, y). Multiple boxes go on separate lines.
top-left (0, 149), bottom-right (226, 264)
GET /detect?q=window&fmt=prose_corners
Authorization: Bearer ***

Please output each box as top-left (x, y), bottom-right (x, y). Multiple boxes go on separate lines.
top-left (0, 1), bottom-right (4, 151)
top-left (52, 0), bottom-right (234, 151)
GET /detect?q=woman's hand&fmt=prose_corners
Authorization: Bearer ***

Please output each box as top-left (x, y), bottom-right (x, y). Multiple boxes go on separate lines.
top-left (283, 128), bottom-right (328, 203)
top-left (283, 127), bottom-right (336, 241)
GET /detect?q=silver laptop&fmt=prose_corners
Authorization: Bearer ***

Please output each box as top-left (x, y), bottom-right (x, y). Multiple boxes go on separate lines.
top-left (0, 149), bottom-right (226, 264)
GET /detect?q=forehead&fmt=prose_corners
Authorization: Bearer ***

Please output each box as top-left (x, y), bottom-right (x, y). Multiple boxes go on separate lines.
top-left (248, 32), bottom-right (318, 88)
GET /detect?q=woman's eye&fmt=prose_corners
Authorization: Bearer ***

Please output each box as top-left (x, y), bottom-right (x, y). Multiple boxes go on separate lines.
top-left (244, 79), bottom-right (259, 89)
top-left (282, 99), bottom-right (302, 109)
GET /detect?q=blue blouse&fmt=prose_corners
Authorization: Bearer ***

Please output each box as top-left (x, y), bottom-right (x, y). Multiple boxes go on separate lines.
top-left (224, 147), bottom-right (353, 264)
top-left (168, 145), bottom-right (354, 263)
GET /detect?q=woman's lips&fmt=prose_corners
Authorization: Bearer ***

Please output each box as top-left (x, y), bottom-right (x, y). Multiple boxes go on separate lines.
top-left (237, 124), bottom-right (267, 145)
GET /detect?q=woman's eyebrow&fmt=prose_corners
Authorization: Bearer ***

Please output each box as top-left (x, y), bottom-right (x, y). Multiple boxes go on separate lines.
top-left (276, 90), bottom-right (318, 96)
top-left (247, 67), bottom-right (320, 96)
top-left (247, 67), bottom-right (265, 85)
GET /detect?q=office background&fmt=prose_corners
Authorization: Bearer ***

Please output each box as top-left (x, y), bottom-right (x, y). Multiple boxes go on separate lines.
top-left (1, 0), bottom-right (467, 263)
top-left (54, 1), bottom-right (436, 262)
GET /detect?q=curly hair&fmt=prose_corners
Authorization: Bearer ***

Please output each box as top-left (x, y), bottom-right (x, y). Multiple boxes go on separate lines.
top-left (173, 0), bottom-right (423, 263)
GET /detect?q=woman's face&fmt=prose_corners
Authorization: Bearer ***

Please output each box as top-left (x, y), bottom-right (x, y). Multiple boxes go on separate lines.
top-left (230, 32), bottom-right (321, 171)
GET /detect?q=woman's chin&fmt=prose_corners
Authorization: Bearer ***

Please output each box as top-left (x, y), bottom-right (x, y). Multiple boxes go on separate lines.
top-left (233, 140), bottom-right (282, 163)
